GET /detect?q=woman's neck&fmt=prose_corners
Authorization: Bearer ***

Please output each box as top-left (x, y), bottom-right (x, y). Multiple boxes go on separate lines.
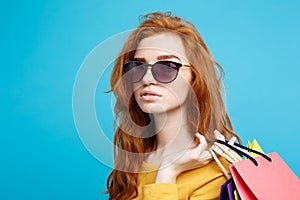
top-left (147, 104), bottom-right (195, 163)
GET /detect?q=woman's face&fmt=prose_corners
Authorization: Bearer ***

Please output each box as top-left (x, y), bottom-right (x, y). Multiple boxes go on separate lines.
top-left (132, 32), bottom-right (193, 114)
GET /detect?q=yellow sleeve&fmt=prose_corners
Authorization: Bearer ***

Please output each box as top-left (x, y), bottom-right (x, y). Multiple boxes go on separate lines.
top-left (135, 158), bottom-right (229, 200)
top-left (188, 157), bottom-right (229, 200)
top-left (142, 183), bottom-right (179, 200)
top-left (189, 174), bottom-right (226, 200)
top-left (141, 174), bottom-right (226, 200)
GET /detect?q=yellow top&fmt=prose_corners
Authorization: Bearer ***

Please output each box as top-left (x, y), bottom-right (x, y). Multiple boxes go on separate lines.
top-left (131, 157), bottom-right (229, 200)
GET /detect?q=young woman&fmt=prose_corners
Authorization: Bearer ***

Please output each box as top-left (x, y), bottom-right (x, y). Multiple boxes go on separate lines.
top-left (106, 12), bottom-right (239, 200)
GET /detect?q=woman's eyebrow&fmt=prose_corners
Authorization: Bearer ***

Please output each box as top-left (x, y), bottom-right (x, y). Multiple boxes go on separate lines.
top-left (133, 55), bottom-right (181, 62)
top-left (133, 57), bottom-right (146, 62)
top-left (157, 55), bottom-right (181, 61)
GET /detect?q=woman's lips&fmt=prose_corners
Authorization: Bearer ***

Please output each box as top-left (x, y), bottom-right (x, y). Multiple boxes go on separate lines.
top-left (140, 91), bottom-right (162, 101)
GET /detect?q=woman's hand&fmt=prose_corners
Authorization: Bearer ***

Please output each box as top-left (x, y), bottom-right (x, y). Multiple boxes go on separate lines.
top-left (155, 131), bottom-right (238, 184)
top-left (214, 130), bottom-right (237, 145)
top-left (155, 133), bottom-right (212, 184)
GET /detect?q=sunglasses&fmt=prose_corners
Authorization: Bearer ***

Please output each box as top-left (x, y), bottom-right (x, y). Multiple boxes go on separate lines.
top-left (123, 60), bottom-right (190, 83)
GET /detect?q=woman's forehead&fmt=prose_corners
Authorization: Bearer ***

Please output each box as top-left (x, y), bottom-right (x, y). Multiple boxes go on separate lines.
top-left (135, 33), bottom-right (188, 62)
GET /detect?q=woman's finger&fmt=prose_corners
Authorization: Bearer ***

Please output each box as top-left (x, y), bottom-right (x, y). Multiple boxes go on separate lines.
top-left (228, 136), bottom-right (237, 145)
top-left (195, 133), bottom-right (207, 153)
top-left (195, 133), bottom-right (211, 161)
top-left (214, 130), bottom-right (237, 145)
top-left (214, 130), bottom-right (225, 141)
top-left (195, 133), bottom-right (212, 162)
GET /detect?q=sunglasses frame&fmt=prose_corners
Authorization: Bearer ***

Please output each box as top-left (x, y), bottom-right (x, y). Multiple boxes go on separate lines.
top-left (123, 60), bottom-right (190, 84)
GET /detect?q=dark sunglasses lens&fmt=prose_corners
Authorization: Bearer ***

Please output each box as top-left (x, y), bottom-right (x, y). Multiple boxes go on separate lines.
top-left (152, 61), bottom-right (179, 83)
top-left (123, 62), bottom-right (145, 82)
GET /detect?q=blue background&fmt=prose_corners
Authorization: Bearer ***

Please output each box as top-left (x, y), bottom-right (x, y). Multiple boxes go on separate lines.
top-left (1, 0), bottom-right (299, 199)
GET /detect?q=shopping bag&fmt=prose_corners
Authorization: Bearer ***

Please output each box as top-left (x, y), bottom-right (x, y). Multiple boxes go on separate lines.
top-left (247, 139), bottom-right (264, 157)
top-left (219, 178), bottom-right (231, 200)
top-left (230, 152), bottom-right (300, 200)
top-left (233, 190), bottom-right (240, 200)
top-left (219, 178), bottom-right (235, 200)
top-left (214, 138), bottom-right (300, 200)
top-left (219, 178), bottom-right (241, 200)
top-left (212, 144), bottom-right (241, 200)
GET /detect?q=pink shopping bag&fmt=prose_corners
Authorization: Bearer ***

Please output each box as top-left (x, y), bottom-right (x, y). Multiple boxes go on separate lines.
top-left (230, 152), bottom-right (300, 200)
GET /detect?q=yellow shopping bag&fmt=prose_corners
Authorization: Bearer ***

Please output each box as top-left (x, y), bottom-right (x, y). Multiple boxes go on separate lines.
top-left (247, 139), bottom-right (264, 156)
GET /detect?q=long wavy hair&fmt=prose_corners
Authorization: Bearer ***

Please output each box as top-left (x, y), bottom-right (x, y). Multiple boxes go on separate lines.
top-left (106, 12), bottom-right (240, 200)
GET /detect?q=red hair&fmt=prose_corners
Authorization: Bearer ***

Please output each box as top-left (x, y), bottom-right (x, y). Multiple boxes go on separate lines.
top-left (106, 12), bottom-right (239, 200)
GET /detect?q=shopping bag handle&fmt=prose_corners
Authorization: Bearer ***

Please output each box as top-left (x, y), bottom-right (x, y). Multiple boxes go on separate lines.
top-left (215, 139), bottom-right (272, 166)
top-left (233, 142), bottom-right (272, 162)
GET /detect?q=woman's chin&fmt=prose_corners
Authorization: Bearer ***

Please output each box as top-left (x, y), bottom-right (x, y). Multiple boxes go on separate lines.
top-left (140, 104), bottom-right (166, 114)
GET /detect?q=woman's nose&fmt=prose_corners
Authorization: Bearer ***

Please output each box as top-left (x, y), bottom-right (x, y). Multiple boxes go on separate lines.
top-left (141, 67), bottom-right (157, 85)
